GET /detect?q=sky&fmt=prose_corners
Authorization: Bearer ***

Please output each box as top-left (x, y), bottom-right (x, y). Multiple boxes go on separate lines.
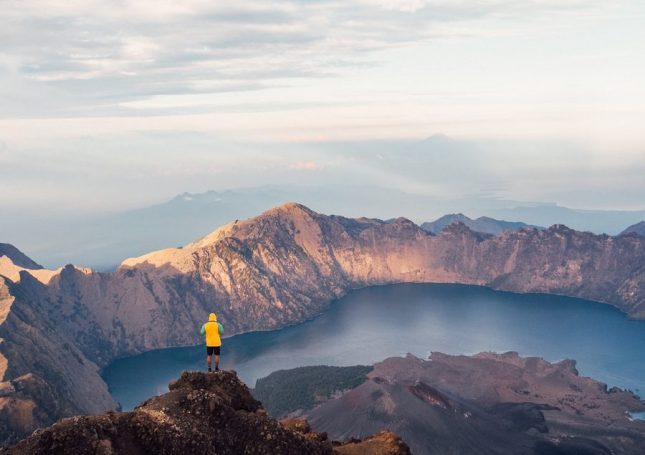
top-left (1, 0), bottom-right (645, 215)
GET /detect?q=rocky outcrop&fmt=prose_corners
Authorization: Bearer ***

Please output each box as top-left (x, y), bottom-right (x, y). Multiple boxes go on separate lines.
top-left (300, 352), bottom-right (645, 455)
top-left (1, 203), bottom-right (645, 443)
top-left (333, 431), bottom-right (412, 455)
top-left (1, 371), bottom-right (410, 455)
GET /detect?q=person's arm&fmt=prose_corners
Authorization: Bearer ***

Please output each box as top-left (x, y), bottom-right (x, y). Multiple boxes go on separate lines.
top-left (200, 323), bottom-right (206, 336)
top-left (218, 322), bottom-right (224, 335)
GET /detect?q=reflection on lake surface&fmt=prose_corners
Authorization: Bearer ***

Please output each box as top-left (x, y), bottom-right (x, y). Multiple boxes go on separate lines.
top-left (103, 284), bottom-right (645, 411)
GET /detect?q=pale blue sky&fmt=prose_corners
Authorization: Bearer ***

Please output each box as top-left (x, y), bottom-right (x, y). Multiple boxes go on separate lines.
top-left (1, 0), bottom-right (644, 213)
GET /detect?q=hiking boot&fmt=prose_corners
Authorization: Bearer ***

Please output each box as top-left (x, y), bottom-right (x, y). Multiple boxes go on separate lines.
top-left (215, 366), bottom-right (219, 372)
top-left (208, 367), bottom-right (212, 372)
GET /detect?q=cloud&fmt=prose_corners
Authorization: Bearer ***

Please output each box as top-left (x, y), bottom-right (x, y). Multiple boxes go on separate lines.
top-left (0, 140), bottom-right (8, 162)
top-left (0, 0), bottom-right (611, 118)
top-left (288, 160), bottom-right (325, 171)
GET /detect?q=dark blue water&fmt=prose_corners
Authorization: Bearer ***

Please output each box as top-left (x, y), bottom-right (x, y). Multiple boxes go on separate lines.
top-left (102, 284), bottom-right (645, 411)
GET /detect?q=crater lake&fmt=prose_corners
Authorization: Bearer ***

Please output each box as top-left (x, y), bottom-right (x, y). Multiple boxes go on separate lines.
top-left (103, 283), bottom-right (645, 411)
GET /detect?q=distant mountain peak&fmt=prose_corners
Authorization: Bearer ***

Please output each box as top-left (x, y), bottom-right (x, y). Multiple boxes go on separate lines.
top-left (422, 133), bottom-right (454, 143)
top-left (421, 214), bottom-right (541, 236)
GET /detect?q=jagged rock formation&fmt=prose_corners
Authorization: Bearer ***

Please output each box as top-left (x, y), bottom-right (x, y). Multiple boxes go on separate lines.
top-left (421, 213), bottom-right (540, 235)
top-left (295, 352), bottom-right (645, 455)
top-left (1, 203), bottom-right (645, 443)
top-left (621, 221), bottom-right (645, 236)
top-left (1, 371), bottom-right (410, 455)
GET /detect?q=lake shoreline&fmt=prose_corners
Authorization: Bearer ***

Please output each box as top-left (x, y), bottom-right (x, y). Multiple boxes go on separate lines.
top-left (103, 283), bottom-right (645, 411)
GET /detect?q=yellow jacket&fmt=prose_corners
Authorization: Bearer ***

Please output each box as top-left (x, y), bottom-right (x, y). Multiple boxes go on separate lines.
top-left (200, 313), bottom-right (223, 347)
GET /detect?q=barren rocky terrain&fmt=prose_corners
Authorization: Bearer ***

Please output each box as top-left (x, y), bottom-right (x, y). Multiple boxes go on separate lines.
top-left (302, 352), bottom-right (645, 454)
top-left (1, 370), bottom-right (410, 455)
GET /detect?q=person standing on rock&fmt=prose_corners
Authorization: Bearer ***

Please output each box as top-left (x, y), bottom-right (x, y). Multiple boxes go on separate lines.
top-left (200, 313), bottom-right (224, 372)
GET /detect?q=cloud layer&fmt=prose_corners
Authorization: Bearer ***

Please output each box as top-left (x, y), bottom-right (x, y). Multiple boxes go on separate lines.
top-left (1, 0), bottom-right (644, 217)
top-left (1, 0), bottom-right (612, 117)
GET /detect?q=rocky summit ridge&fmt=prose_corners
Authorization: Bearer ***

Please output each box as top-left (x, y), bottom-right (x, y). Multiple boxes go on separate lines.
top-left (1, 203), bottom-right (645, 444)
top-left (1, 370), bottom-right (410, 455)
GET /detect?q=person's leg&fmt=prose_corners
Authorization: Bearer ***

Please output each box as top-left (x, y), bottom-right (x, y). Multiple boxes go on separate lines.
top-left (206, 346), bottom-right (213, 371)
top-left (215, 354), bottom-right (220, 371)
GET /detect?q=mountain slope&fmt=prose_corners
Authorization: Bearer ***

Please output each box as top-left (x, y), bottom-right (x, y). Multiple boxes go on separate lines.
top-left (1, 203), bottom-right (645, 444)
top-left (0, 254), bottom-right (116, 446)
top-left (253, 366), bottom-right (373, 418)
top-left (303, 352), bottom-right (645, 455)
top-left (421, 213), bottom-right (540, 235)
top-left (0, 245), bottom-right (42, 270)
top-left (2, 371), bottom-right (410, 455)
top-left (621, 221), bottom-right (645, 236)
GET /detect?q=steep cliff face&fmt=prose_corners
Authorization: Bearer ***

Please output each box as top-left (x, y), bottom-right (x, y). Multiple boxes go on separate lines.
top-left (2, 371), bottom-right (410, 455)
top-left (0, 274), bottom-right (117, 443)
top-left (437, 223), bottom-right (645, 316)
top-left (1, 203), bottom-right (645, 444)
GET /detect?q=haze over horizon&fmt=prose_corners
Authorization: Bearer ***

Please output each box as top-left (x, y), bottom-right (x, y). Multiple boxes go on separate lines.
top-left (2, 1), bottom-right (644, 217)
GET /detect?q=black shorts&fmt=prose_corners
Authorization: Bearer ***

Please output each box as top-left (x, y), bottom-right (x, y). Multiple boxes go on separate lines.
top-left (206, 346), bottom-right (221, 356)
